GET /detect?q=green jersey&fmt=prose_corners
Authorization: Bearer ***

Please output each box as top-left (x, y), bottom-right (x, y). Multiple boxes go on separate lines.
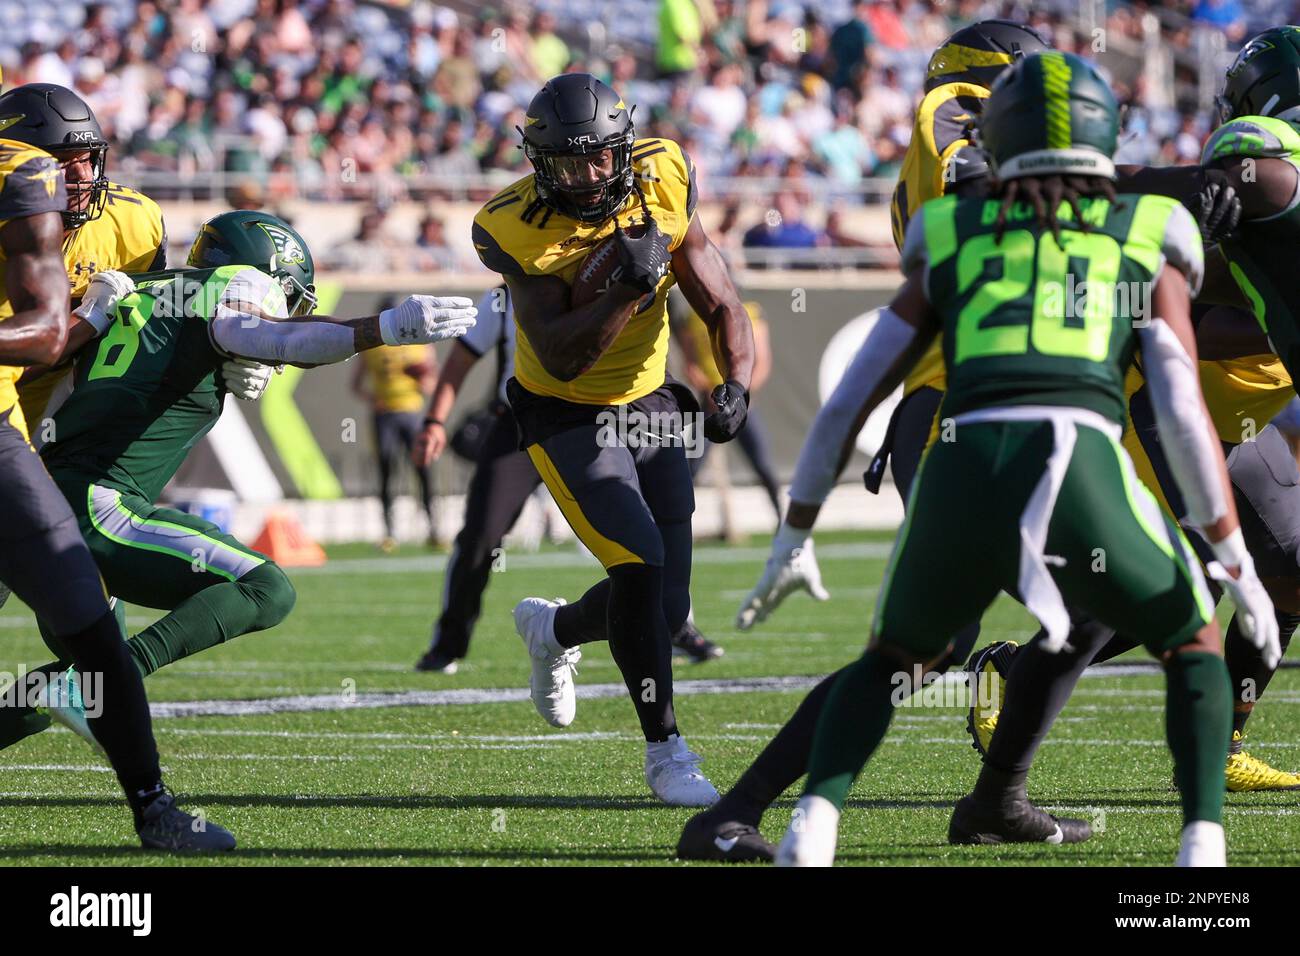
top-left (42, 263), bottom-right (287, 501)
top-left (1203, 115), bottom-right (1300, 380)
top-left (902, 191), bottom-right (1203, 425)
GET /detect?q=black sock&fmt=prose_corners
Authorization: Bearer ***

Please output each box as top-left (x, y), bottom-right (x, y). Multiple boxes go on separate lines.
top-left (553, 579), bottom-right (611, 648)
top-left (1227, 610), bottom-right (1300, 738)
top-left (1089, 631), bottom-right (1140, 664)
top-left (604, 565), bottom-right (676, 741)
top-left (59, 607), bottom-right (163, 824)
top-left (713, 669), bottom-right (842, 825)
top-left (980, 618), bottom-right (1114, 786)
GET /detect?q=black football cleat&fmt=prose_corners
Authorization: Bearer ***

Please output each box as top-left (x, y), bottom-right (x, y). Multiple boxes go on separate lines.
top-left (676, 810), bottom-right (775, 863)
top-left (415, 648), bottom-right (460, 674)
top-left (137, 793), bottom-right (237, 852)
top-left (672, 621), bottom-right (724, 663)
top-left (947, 794), bottom-right (1092, 846)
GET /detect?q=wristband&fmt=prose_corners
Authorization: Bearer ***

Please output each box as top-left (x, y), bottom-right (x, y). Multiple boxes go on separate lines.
top-left (771, 521), bottom-right (812, 561)
top-left (1210, 526), bottom-right (1249, 569)
top-left (74, 299), bottom-right (113, 335)
top-left (424, 417), bottom-right (445, 429)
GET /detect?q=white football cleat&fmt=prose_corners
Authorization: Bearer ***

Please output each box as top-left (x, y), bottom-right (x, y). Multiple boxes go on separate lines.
top-left (645, 735), bottom-right (720, 807)
top-left (776, 795), bottom-right (840, 867)
top-left (1176, 820), bottom-right (1226, 867)
top-left (47, 668), bottom-right (104, 756)
top-left (514, 597), bottom-right (580, 728)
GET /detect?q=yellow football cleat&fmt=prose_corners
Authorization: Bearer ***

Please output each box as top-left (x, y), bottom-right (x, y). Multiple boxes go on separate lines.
top-left (1225, 731), bottom-right (1300, 792)
top-left (965, 641), bottom-right (1019, 757)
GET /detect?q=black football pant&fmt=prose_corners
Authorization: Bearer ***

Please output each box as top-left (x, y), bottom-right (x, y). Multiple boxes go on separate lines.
top-left (374, 410), bottom-right (436, 538)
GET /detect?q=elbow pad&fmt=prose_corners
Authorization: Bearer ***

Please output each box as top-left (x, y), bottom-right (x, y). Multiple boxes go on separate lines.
top-left (210, 314), bottom-right (356, 366)
top-left (1138, 320), bottom-right (1229, 527)
top-left (788, 307), bottom-right (918, 506)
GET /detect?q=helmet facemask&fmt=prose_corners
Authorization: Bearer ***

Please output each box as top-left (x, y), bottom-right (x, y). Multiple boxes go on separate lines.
top-left (54, 143), bottom-right (109, 230)
top-left (522, 122), bottom-right (636, 223)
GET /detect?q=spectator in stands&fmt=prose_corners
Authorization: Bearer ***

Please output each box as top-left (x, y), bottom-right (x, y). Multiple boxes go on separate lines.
top-left (813, 104), bottom-right (874, 186)
top-left (415, 213), bottom-right (460, 271)
top-left (657, 0), bottom-right (704, 80)
top-left (531, 11), bottom-right (571, 79)
top-left (829, 0), bottom-right (875, 91)
top-left (743, 190), bottom-right (826, 262)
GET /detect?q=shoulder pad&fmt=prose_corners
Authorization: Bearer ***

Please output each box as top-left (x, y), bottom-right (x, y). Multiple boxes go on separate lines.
top-left (1202, 116), bottom-right (1300, 165)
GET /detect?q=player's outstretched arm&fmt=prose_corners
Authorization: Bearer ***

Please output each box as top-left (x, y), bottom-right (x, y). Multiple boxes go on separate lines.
top-left (209, 295), bottom-right (477, 368)
top-left (736, 275), bottom-right (937, 630)
top-left (1140, 265), bottom-right (1279, 666)
top-left (0, 211), bottom-right (70, 366)
top-left (671, 216), bottom-right (754, 442)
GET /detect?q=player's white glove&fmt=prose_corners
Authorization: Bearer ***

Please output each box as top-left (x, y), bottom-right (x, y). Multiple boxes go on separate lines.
top-left (1207, 529), bottom-right (1280, 670)
top-left (736, 522), bottom-right (830, 631)
top-left (73, 270), bottom-right (136, 334)
top-left (379, 296), bottom-right (476, 346)
top-left (221, 357), bottom-right (275, 402)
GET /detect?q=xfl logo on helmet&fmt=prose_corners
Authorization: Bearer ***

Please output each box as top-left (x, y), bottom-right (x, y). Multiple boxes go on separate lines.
top-left (567, 134), bottom-right (598, 147)
top-left (68, 130), bottom-right (96, 142)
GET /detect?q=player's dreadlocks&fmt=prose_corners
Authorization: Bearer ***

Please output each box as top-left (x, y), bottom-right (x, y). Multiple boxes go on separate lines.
top-left (991, 174), bottom-right (1121, 244)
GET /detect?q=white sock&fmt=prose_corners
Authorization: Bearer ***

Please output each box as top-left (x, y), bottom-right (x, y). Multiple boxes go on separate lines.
top-left (1176, 820), bottom-right (1226, 867)
top-left (646, 734), bottom-right (681, 761)
top-left (540, 604), bottom-right (568, 657)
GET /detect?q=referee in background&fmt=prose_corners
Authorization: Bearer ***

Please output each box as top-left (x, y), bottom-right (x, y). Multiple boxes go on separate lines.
top-left (413, 286), bottom-right (723, 674)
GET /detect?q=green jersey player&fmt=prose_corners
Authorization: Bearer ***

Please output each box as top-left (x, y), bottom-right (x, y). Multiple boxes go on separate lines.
top-left (757, 53), bottom-right (1276, 867)
top-left (0, 210), bottom-right (476, 752)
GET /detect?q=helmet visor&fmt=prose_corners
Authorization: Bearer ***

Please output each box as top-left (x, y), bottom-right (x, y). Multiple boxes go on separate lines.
top-left (543, 148), bottom-right (619, 210)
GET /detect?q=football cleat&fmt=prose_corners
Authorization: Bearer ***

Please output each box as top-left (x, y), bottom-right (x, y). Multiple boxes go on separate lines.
top-left (47, 668), bottom-right (104, 756)
top-left (676, 810), bottom-right (775, 863)
top-left (1225, 731), bottom-right (1300, 791)
top-left (137, 792), bottom-right (237, 852)
top-left (965, 640), bottom-right (1019, 756)
top-left (414, 648), bottom-right (460, 674)
top-left (514, 597), bottom-right (580, 728)
top-left (645, 736), bottom-right (720, 807)
top-left (775, 795), bottom-right (839, 866)
top-left (947, 794), bottom-right (1092, 846)
top-left (671, 620), bottom-right (724, 663)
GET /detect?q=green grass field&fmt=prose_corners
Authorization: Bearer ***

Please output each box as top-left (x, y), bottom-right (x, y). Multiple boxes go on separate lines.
top-left (1, 530), bottom-right (1298, 866)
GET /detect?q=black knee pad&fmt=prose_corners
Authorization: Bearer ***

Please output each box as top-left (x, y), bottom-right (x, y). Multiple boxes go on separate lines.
top-left (239, 562), bottom-right (297, 630)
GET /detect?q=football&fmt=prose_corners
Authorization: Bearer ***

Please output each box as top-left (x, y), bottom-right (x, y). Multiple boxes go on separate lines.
top-left (569, 223), bottom-right (655, 310)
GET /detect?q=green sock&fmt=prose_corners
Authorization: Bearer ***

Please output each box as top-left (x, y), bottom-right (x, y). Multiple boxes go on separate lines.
top-left (1165, 650), bottom-right (1232, 826)
top-left (804, 649), bottom-right (901, 809)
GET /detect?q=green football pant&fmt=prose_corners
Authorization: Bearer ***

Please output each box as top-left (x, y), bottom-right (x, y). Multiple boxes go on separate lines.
top-left (804, 413), bottom-right (1229, 822)
top-left (0, 480), bottom-right (299, 752)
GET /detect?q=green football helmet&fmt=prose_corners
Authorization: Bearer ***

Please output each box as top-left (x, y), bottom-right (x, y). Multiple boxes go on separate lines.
top-left (187, 210), bottom-right (317, 316)
top-left (979, 51), bottom-right (1120, 181)
top-left (1218, 27), bottom-right (1300, 124)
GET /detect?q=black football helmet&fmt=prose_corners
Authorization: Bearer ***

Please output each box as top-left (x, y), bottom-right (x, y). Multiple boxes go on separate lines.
top-left (0, 83), bottom-right (110, 229)
top-left (925, 19), bottom-right (1052, 93)
top-left (519, 73), bottom-right (636, 223)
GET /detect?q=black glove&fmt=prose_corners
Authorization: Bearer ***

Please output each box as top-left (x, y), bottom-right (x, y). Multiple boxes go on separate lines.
top-left (1193, 169), bottom-right (1242, 244)
top-left (611, 217), bottom-right (672, 295)
top-left (703, 380), bottom-right (749, 443)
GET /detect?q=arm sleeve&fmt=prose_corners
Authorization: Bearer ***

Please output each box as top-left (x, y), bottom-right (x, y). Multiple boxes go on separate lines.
top-left (787, 307), bottom-right (919, 505)
top-left (210, 313), bottom-right (358, 365)
top-left (1137, 318), bottom-right (1229, 526)
top-left (1161, 203), bottom-right (1205, 297)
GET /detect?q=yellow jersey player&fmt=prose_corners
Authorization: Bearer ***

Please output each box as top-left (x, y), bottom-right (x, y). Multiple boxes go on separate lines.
top-left (0, 138), bottom-right (234, 850)
top-left (473, 73), bottom-right (755, 806)
top-left (0, 84), bottom-right (174, 438)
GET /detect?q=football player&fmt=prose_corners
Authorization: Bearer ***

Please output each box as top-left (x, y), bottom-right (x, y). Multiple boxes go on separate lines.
top-left (677, 19), bottom-right (1053, 861)
top-left (773, 52), bottom-right (1273, 866)
top-left (959, 26), bottom-right (1300, 815)
top-left (0, 211), bottom-right (475, 754)
top-left (0, 84), bottom-right (167, 436)
top-left (0, 137), bottom-right (233, 850)
top-left (472, 74), bottom-right (755, 806)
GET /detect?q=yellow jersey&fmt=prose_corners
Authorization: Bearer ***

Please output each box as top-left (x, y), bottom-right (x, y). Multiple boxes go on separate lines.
top-left (361, 344), bottom-right (431, 414)
top-left (17, 180), bottom-right (166, 431)
top-left (0, 139), bottom-right (67, 438)
top-left (891, 81), bottom-right (989, 397)
top-left (1122, 355), bottom-right (1294, 517)
top-left (472, 137), bottom-right (697, 405)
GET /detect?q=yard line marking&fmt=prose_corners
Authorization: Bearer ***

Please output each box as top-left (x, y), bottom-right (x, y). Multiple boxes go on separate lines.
top-left (140, 663), bottom-right (1182, 719)
top-left (294, 541), bottom-right (896, 577)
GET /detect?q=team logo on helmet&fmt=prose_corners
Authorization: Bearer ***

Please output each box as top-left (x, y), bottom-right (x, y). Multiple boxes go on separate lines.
top-left (258, 222), bottom-right (306, 265)
top-left (0, 114), bottom-right (25, 133)
top-left (1228, 35), bottom-right (1277, 77)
